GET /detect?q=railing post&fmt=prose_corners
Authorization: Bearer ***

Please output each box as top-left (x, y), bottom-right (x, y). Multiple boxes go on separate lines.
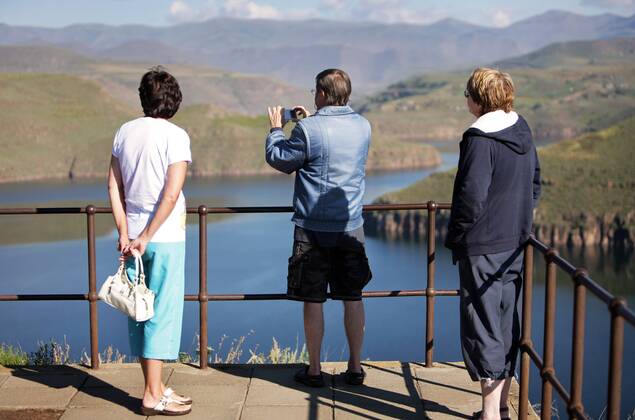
top-left (607, 297), bottom-right (626, 420)
top-left (540, 250), bottom-right (558, 419)
top-left (86, 205), bottom-right (99, 369)
top-left (198, 205), bottom-right (208, 369)
top-left (425, 201), bottom-right (436, 367)
top-left (519, 243), bottom-right (534, 419)
top-left (569, 269), bottom-right (587, 419)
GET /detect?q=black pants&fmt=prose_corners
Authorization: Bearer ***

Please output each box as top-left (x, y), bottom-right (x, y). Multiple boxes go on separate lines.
top-left (458, 247), bottom-right (524, 381)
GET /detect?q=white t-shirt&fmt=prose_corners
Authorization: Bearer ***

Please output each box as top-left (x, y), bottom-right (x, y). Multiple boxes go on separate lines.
top-left (112, 117), bottom-right (192, 243)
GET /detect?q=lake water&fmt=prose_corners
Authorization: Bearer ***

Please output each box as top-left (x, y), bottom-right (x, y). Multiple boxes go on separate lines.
top-left (0, 153), bottom-right (633, 418)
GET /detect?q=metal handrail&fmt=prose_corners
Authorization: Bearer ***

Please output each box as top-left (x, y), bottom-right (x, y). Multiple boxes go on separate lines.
top-left (0, 202), bottom-right (633, 420)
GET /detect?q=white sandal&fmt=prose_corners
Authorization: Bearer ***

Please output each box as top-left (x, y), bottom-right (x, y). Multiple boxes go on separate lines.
top-left (141, 395), bottom-right (192, 416)
top-left (164, 387), bottom-right (192, 405)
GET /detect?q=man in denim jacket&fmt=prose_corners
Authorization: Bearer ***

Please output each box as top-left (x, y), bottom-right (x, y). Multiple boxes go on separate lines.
top-left (265, 69), bottom-right (372, 387)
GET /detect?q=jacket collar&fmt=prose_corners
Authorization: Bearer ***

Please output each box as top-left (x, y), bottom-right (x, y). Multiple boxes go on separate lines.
top-left (314, 105), bottom-right (355, 116)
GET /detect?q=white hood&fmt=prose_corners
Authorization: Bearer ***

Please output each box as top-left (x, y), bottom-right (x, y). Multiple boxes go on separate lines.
top-left (471, 110), bottom-right (518, 133)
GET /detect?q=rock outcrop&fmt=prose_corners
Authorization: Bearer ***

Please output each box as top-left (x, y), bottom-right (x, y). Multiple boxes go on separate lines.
top-left (365, 209), bottom-right (634, 250)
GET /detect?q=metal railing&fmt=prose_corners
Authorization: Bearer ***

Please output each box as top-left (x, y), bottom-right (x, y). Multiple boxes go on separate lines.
top-left (0, 202), bottom-right (633, 419)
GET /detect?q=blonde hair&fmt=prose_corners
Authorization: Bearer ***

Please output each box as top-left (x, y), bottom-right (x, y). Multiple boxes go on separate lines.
top-left (466, 67), bottom-right (515, 114)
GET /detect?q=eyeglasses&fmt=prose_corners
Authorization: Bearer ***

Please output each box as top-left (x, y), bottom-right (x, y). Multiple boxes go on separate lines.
top-left (311, 89), bottom-right (316, 95)
top-left (463, 89), bottom-right (470, 98)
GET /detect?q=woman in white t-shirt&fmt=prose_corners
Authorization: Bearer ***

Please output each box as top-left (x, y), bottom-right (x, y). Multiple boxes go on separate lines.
top-left (108, 67), bottom-right (192, 416)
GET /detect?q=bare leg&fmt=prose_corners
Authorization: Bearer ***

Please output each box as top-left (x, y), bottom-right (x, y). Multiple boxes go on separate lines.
top-left (481, 378), bottom-right (504, 420)
top-left (499, 377), bottom-right (512, 409)
top-left (343, 300), bottom-right (365, 372)
top-left (304, 302), bottom-right (324, 375)
top-left (141, 357), bottom-right (189, 412)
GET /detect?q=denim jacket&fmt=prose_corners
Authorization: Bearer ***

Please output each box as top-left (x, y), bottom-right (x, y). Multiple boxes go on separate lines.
top-left (265, 105), bottom-right (371, 232)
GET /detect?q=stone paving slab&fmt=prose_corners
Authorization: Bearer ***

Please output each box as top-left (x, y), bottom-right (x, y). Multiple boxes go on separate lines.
top-left (0, 386), bottom-right (79, 409)
top-left (60, 405), bottom-right (146, 420)
top-left (84, 367), bottom-right (172, 388)
top-left (0, 362), bottom-right (537, 419)
top-left (170, 384), bottom-right (247, 407)
top-left (68, 385), bottom-right (143, 409)
top-left (2, 373), bottom-right (86, 389)
top-left (332, 363), bottom-right (424, 419)
top-left (246, 364), bottom-right (333, 407)
top-left (241, 404), bottom-right (333, 420)
top-left (168, 365), bottom-right (251, 386)
top-left (183, 404), bottom-right (243, 420)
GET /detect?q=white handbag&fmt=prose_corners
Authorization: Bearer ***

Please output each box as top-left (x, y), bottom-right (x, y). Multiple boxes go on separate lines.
top-left (98, 255), bottom-right (155, 322)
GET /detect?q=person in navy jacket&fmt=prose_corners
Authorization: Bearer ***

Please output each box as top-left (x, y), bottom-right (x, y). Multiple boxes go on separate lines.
top-left (446, 67), bottom-right (541, 420)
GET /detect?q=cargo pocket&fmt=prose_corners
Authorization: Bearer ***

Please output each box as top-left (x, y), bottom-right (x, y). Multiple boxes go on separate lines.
top-left (287, 241), bottom-right (312, 289)
top-left (340, 247), bottom-right (372, 290)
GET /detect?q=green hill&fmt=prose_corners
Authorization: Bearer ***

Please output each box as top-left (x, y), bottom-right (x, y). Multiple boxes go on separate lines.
top-left (357, 37), bottom-right (635, 145)
top-left (369, 116), bottom-right (635, 248)
top-left (0, 72), bottom-right (439, 183)
top-left (0, 45), bottom-right (310, 116)
top-left (0, 73), bottom-right (131, 182)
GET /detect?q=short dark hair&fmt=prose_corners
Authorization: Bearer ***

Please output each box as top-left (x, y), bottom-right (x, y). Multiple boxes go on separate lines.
top-left (138, 66), bottom-right (182, 119)
top-left (315, 68), bottom-right (351, 106)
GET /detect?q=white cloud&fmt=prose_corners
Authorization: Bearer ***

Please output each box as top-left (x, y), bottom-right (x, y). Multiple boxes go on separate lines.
top-left (492, 10), bottom-right (511, 27)
top-left (169, 0), bottom-right (442, 24)
top-left (168, 0), bottom-right (282, 22)
top-left (169, 0), bottom-right (196, 23)
top-left (319, 0), bottom-right (440, 24)
top-left (221, 0), bottom-right (282, 19)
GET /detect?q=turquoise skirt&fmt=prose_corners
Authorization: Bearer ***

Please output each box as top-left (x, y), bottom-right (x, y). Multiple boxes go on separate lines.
top-left (125, 241), bottom-right (185, 360)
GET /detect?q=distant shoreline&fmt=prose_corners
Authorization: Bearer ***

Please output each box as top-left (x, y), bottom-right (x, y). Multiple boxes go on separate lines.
top-left (0, 157), bottom-right (442, 185)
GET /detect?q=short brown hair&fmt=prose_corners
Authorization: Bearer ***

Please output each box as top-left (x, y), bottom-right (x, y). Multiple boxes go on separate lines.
top-left (138, 66), bottom-right (182, 119)
top-left (466, 67), bottom-right (515, 114)
top-left (315, 68), bottom-right (351, 106)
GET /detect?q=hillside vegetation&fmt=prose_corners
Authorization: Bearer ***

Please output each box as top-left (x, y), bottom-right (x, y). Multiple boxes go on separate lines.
top-left (0, 73), bottom-right (439, 183)
top-left (358, 38), bottom-right (635, 145)
top-left (0, 45), bottom-right (310, 115)
top-left (368, 116), bottom-right (635, 248)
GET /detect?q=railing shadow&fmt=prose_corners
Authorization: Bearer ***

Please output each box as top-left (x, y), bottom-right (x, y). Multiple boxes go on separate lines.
top-left (208, 362), bottom-right (446, 419)
top-left (5, 365), bottom-right (142, 414)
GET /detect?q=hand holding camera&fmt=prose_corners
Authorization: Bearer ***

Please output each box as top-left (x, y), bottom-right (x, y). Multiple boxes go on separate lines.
top-left (268, 105), bottom-right (310, 129)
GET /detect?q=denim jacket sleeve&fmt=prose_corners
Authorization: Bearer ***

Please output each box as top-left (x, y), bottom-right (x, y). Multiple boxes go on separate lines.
top-left (265, 125), bottom-right (308, 174)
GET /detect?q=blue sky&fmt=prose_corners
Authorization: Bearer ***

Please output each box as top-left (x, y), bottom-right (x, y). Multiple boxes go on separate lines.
top-left (1, 0), bottom-right (634, 28)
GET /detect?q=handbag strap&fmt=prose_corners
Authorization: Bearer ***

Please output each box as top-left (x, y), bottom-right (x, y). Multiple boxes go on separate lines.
top-left (133, 254), bottom-right (147, 287)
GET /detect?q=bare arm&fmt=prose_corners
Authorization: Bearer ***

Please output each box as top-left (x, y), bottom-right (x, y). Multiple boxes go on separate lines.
top-left (124, 161), bottom-right (188, 256)
top-left (107, 156), bottom-right (129, 252)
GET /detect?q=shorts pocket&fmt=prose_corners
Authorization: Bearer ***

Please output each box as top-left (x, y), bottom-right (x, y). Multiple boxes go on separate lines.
top-left (287, 242), bottom-right (312, 289)
top-left (338, 247), bottom-right (372, 290)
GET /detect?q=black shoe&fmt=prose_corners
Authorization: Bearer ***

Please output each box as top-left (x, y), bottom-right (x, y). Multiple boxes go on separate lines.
top-left (294, 366), bottom-right (325, 387)
top-left (344, 368), bottom-right (366, 385)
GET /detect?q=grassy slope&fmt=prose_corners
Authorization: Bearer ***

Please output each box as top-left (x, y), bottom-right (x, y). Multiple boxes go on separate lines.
top-left (0, 73), bottom-right (439, 182)
top-left (0, 45), bottom-right (311, 115)
top-left (173, 106), bottom-right (440, 176)
top-left (377, 115), bottom-right (635, 230)
top-left (0, 73), bottom-right (133, 182)
top-left (358, 38), bottom-right (635, 145)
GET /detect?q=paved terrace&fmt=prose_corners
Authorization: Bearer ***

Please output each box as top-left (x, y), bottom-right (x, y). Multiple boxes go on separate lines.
top-left (0, 362), bottom-right (537, 420)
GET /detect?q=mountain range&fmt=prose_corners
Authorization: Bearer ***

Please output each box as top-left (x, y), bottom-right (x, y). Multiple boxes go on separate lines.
top-left (1, 10), bottom-right (634, 89)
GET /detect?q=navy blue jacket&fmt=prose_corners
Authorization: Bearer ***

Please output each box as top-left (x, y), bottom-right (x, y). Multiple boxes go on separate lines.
top-left (445, 115), bottom-right (541, 260)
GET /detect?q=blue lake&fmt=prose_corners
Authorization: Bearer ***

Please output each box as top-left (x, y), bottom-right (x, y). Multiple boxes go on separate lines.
top-left (0, 153), bottom-right (633, 418)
